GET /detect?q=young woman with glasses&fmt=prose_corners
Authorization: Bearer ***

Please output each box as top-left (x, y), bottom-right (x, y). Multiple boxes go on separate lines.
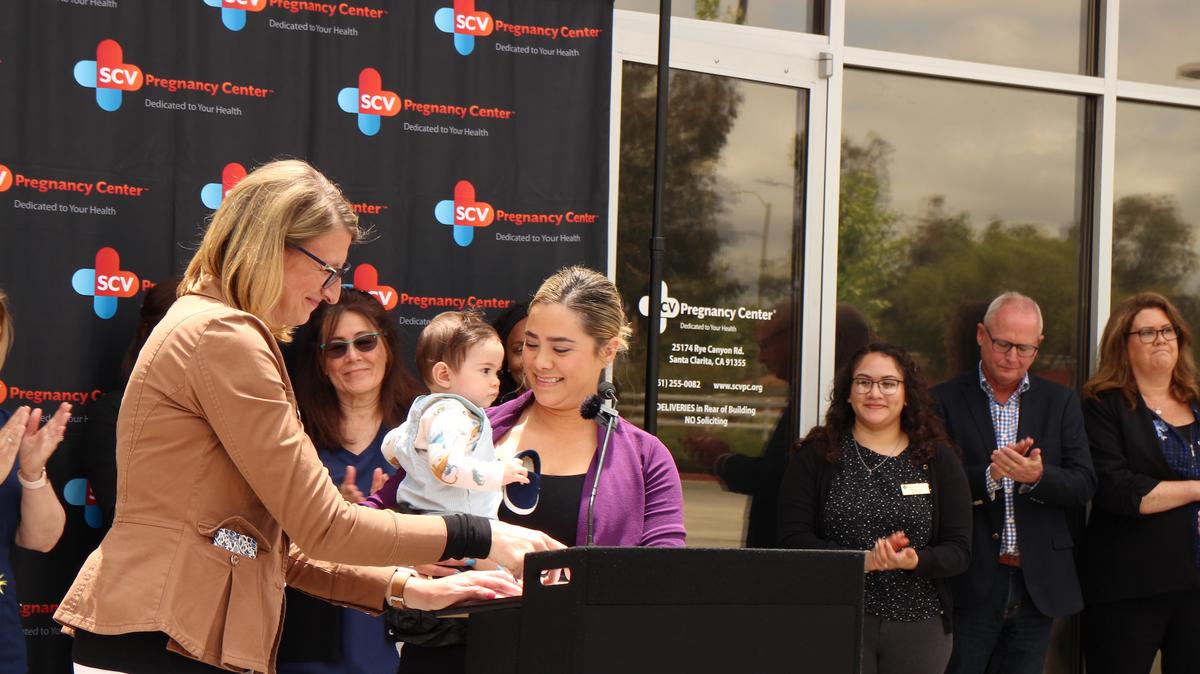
top-left (1081, 292), bottom-right (1200, 674)
top-left (54, 159), bottom-right (560, 673)
top-left (778, 342), bottom-right (971, 674)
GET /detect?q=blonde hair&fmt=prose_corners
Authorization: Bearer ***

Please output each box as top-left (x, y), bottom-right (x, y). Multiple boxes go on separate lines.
top-left (179, 159), bottom-right (362, 341)
top-left (530, 266), bottom-right (632, 354)
top-left (0, 289), bottom-right (12, 372)
top-left (1085, 292), bottom-right (1200, 407)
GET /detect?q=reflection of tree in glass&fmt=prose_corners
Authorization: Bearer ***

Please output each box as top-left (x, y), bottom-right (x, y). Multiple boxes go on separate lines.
top-left (1111, 193), bottom-right (1200, 360)
top-left (837, 134), bottom-right (1082, 384)
top-left (837, 134), bottom-right (904, 317)
top-left (1112, 194), bottom-right (1197, 298)
top-left (612, 63), bottom-right (752, 452)
top-left (614, 64), bottom-right (745, 348)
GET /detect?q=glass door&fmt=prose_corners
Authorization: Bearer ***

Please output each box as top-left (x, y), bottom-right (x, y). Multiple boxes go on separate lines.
top-left (609, 11), bottom-right (829, 547)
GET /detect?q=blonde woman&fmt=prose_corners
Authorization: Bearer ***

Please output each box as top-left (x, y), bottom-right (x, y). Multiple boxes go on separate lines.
top-left (0, 289), bottom-right (72, 673)
top-left (53, 160), bottom-right (559, 674)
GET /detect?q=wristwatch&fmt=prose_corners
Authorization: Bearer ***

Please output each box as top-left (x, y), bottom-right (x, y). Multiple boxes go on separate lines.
top-left (387, 567), bottom-right (416, 609)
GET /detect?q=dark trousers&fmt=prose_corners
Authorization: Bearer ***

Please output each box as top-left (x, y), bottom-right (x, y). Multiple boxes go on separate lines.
top-left (1083, 589), bottom-right (1200, 674)
top-left (861, 614), bottom-right (951, 674)
top-left (946, 567), bottom-right (1053, 674)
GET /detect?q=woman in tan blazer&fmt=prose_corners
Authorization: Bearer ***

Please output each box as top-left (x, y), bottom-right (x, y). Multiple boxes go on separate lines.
top-left (54, 160), bottom-right (559, 674)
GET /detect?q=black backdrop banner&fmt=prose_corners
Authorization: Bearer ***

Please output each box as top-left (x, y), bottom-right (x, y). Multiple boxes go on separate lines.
top-left (0, 0), bottom-right (611, 669)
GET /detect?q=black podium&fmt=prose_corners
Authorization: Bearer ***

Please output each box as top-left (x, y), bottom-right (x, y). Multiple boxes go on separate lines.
top-left (462, 547), bottom-right (864, 674)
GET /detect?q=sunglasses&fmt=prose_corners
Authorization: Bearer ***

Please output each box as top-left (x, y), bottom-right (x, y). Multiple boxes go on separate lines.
top-left (321, 332), bottom-right (381, 359)
top-left (287, 242), bottom-right (352, 290)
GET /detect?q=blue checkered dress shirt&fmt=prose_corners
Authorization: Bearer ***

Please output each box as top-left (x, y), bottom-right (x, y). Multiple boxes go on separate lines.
top-left (979, 363), bottom-right (1031, 557)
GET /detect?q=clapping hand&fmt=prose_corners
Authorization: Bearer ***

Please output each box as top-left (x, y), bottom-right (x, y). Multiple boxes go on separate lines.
top-left (0, 406), bottom-right (33, 480)
top-left (339, 466), bottom-right (388, 503)
top-left (16, 403), bottom-right (72, 482)
top-left (990, 437), bottom-right (1043, 484)
top-left (864, 530), bottom-right (918, 572)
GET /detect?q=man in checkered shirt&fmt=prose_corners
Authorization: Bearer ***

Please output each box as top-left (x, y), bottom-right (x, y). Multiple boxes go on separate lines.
top-left (934, 292), bottom-right (1096, 674)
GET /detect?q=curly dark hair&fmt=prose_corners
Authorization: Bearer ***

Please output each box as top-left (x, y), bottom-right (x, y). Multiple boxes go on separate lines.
top-left (803, 341), bottom-right (948, 465)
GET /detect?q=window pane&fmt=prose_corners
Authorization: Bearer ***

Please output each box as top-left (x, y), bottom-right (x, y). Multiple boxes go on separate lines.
top-left (846, 0), bottom-right (1093, 74)
top-left (615, 0), bottom-right (818, 34)
top-left (1119, 0), bottom-right (1200, 88)
top-left (1113, 102), bottom-right (1200, 344)
top-left (615, 62), bottom-right (807, 547)
top-left (838, 70), bottom-right (1087, 390)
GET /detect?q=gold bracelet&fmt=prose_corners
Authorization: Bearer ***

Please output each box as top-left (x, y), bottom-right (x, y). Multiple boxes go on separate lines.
top-left (18, 468), bottom-right (48, 490)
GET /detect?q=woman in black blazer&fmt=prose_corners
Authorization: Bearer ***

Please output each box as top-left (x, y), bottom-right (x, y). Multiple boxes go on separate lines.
top-left (778, 342), bottom-right (971, 674)
top-left (1082, 292), bottom-right (1200, 674)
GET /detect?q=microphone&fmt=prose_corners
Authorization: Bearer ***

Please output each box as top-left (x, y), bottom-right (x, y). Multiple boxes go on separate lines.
top-left (581, 381), bottom-right (620, 545)
top-left (580, 394), bottom-right (603, 421)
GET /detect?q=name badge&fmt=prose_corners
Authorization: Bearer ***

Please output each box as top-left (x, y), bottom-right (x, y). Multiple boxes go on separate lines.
top-left (901, 482), bottom-right (931, 496)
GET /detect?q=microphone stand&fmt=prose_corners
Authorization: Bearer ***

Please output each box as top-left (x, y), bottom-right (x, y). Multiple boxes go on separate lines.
top-left (586, 409), bottom-right (617, 546)
top-left (585, 386), bottom-right (620, 546)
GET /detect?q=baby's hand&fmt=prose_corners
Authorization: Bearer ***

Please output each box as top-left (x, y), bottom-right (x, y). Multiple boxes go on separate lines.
top-left (502, 457), bottom-right (530, 486)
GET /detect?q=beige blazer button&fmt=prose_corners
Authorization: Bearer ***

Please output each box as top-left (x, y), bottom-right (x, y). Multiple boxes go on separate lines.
top-left (230, 554), bottom-right (240, 565)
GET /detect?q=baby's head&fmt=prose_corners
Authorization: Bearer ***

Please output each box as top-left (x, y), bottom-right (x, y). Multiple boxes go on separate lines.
top-left (416, 311), bottom-right (504, 408)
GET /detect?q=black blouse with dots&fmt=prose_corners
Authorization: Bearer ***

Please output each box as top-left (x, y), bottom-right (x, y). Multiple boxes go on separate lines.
top-left (822, 436), bottom-right (942, 622)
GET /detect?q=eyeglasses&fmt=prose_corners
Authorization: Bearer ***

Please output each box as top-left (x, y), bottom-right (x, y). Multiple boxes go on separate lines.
top-left (321, 332), bottom-right (381, 359)
top-left (1128, 325), bottom-right (1178, 344)
top-left (984, 326), bottom-right (1039, 357)
top-left (287, 242), bottom-right (351, 290)
top-left (851, 377), bottom-right (904, 396)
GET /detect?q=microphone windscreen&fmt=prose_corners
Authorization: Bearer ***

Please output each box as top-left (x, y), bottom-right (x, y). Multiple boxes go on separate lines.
top-left (598, 381), bottom-right (617, 401)
top-left (579, 394), bottom-right (602, 420)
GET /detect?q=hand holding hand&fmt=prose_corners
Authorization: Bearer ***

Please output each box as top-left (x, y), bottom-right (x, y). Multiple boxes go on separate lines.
top-left (502, 457), bottom-right (530, 486)
top-left (17, 403), bottom-right (71, 481)
top-left (990, 437), bottom-right (1043, 484)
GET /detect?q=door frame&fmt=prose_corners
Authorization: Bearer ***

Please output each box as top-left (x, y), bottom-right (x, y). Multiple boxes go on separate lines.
top-left (609, 10), bottom-right (836, 436)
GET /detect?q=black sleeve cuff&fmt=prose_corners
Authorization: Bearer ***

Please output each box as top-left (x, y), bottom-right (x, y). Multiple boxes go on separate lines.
top-left (440, 513), bottom-right (492, 561)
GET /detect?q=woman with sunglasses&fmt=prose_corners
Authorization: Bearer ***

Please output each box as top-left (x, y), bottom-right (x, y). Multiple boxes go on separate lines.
top-left (54, 160), bottom-right (560, 674)
top-left (275, 289), bottom-right (422, 673)
top-left (778, 342), bottom-right (971, 674)
top-left (1081, 293), bottom-right (1200, 674)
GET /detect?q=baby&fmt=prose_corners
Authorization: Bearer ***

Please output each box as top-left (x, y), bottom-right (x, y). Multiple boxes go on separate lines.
top-left (381, 311), bottom-right (528, 517)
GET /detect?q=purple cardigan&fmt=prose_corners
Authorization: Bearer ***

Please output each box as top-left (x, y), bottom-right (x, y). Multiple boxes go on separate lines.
top-left (364, 390), bottom-right (686, 548)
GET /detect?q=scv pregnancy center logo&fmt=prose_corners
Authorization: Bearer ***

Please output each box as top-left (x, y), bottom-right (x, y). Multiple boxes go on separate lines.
top-left (434, 0), bottom-right (604, 56)
top-left (64, 479), bottom-right (104, 528)
top-left (74, 39), bottom-right (274, 112)
top-left (72, 247), bottom-right (141, 319)
top-left (72, 39), bottom-right (142, 112)
top-left (351, 263), bottom-right (397, 310)
top-left (434, 180), bottom-right (597, 247)
top-left (202, 0), bottom-right (387, 32)
top-left (200, 162), bottom-right (248, 209)
top-left (337, 68), bottom-right (399, 136)
top-left (337, 67), bottom-right (514, 136)
top-left (435, 180), bottom-right (493, 247)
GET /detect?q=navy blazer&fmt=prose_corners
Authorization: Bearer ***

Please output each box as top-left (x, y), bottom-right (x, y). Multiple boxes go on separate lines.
top-left (932, 371), bottom-right (1096, 617)
top-left (1081, 389), bottom-right (1200, 604)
